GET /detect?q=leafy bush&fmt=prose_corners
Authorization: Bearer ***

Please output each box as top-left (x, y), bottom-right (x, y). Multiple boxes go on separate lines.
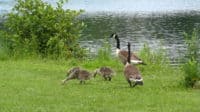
top-left (183, 60), bottom-right (200, 87)
top-left (183, 29), bottom-right (200, 88)
top-left (1, 0), bottom-right (85, 59)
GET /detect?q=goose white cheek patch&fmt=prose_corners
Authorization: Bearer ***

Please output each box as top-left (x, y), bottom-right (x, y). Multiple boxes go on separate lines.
top-left (113, 34), bottom-right (116, 37)
top-left (116, 49), bottom-right (120, 55)
top-left (130, 78), bottom-right (143, 82)
top-left (131, 60), bottom-right (142, 64)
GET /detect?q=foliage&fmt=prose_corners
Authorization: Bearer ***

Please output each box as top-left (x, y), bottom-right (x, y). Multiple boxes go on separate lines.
top-left (96, 39), bottom-right (111, 61)
top-left (183, 60), bottom-right (200, 87)
top-left (136, 43), bottom-right (178, 83)
top-left (1, 0), bottom-right (85, 59)
top-left (183, 29), bottom-right (200, 87)
top-left (184, 29), bottom-right (200, 61)
top-left (140, 44), bottom-right (169, 65)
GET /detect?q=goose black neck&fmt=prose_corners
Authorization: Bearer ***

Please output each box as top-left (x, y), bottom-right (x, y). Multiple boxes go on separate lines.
top-left (115, 35), bottom-right (120, 49)
top-left (127, 42), bottom-right (131, 64)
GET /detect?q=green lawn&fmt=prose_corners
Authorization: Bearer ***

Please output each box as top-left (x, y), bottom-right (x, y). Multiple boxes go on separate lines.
top-left (0, 59), bottom-right (199, 112)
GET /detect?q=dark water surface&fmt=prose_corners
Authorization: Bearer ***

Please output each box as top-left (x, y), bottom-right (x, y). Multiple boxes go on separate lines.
top-left (79, 12), bottom-right (200, 65)
top-left (1, 0), bottom-right (200, 65)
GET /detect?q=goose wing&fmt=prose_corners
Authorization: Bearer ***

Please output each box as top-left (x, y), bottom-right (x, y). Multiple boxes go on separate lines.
top-left (118, 50), bottom-right (143, 64)
top-left (119, 50), bottom-right (141, 61)
top-left (131, 53), bottom-right (142, 61)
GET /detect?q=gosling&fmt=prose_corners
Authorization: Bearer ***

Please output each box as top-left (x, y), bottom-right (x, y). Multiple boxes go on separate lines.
top-left (62, 67), bottom-right (92, 84)
top-left (93, 67), bottom-right (115, 81)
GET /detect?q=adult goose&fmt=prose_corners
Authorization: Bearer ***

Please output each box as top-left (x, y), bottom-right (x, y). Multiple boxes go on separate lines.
top-left (124, 42), bottom-right (143, 87)
top-left (110, 33), bottom-right (146, 65)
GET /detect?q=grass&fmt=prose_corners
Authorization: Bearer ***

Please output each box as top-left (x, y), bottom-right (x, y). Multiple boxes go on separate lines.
top-left (0, 57), bottom-right (200, 112)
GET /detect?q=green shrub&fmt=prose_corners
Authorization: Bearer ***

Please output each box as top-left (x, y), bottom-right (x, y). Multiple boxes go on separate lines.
top-left (183, 29), bottom-right (200, 88)
top-left (1, 0), bottom-right (85, 59)
top-left (183, 60), bottom-right (200, 87)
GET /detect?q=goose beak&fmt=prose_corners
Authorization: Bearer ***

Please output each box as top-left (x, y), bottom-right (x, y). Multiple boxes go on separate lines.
top-left (136, 81), bottom-right (143, 85)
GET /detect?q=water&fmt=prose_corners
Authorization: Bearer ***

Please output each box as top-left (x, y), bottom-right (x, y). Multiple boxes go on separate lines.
top-left (79, 12), bottom-right (200, 65)
top-left (1, 0), bottom-right (200, 65)
top-left (63, 0), bottom-right (200, 12)
top-left (2, 0), bottom-right (200, 15)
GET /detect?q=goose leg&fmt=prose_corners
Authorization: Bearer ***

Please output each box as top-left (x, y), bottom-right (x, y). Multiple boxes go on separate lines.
top-left (132, 83), bottom-right (137, 88)
top-left (104, 76), bottom-right (107, 81)
top-left (108, 77), bottom-right (112, 81)
top-left (80, 80), bottom-right (86, 84)
top-left (127, 80), bottom-right (132, 87)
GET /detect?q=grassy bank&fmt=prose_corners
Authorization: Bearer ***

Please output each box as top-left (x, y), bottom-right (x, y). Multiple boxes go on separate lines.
top-left (0, 58), bottom-right (200, 112)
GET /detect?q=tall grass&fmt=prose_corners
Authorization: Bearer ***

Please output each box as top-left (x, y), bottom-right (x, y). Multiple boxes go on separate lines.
top-left (0, 43), bottom-right (9, 60)
top-left (138, 43), bottom-right (171, 76)
top-left (183, 29), bottom-right (200, 88)
top-left (0, 31), bottom-right (11, 60)
top-left (183, 60), bottom-right (200, 87)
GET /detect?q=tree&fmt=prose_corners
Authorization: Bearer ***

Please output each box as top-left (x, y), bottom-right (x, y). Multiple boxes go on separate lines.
top-left (1, 0), bottom-right (85, 58)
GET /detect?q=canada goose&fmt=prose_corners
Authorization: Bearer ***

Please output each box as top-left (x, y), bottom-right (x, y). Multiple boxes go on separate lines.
top-left (110, 33), bottom-right (146, 65)
top-left (62, 67), bottom-right (91, 84)
top-left (124, 42), bottom-right (143, 87)
top-left (93, 66), bottom-right (115, 81)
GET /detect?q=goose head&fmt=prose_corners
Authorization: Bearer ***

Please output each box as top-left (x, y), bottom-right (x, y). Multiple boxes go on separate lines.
top-left (110, 33), bottom-right (117, 38)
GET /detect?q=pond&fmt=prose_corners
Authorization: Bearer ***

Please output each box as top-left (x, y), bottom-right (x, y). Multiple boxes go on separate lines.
top-left (79, 12), bottom-right (200, 65)
top-left (1, 0), bottom-right (200, 65)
